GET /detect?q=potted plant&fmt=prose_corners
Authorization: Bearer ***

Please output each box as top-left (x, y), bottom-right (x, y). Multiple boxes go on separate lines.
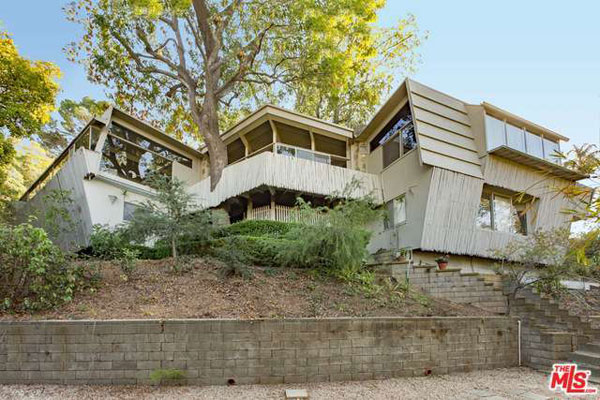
top-left (393, 248), bottom-right (410, 263)
top-left (435, 255), bottom-right (449, 270)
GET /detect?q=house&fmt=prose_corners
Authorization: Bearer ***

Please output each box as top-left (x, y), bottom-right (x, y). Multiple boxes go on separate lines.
top-left (19, 79), bottom-right (589, 272)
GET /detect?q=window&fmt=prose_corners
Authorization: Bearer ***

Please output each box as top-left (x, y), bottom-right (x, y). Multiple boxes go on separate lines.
top-left (370, 103), bottom-right (416, 168)
top-left (100, 134), bottom-right (173, 185)
top-left (506, 123), bottom-right (525, 152)
top-left (485, 115), bottom-right (506, 150)
top-left (384, 194), bottom-right (406, 229)
top-left (485, 115), bottom-right (562, 165)
top-left (275, 144), bottom-right (331, 165)
top-left (90, 126), bottom-right (102, 151)
top-left (123, 201), bottom-right (140, 222)
top-left (543, 138), bottom-right (560, 163)
top-left (525, 130), bottom-right (543, 158)
top-left (74, 129), bottom-right (90, 150)
top-left (110, 123), bottom-right (192, 168)
top-left (476, 189), bottom-right (529, 235)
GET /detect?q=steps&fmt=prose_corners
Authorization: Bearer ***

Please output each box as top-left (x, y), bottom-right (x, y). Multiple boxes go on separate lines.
top-left (568, 343), bottom-right (600, 383)
top-left (369, 252), bottom-right (507, 314)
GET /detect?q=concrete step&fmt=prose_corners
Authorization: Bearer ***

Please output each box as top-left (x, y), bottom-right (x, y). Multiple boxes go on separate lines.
top-left (570, 350), bottom-right (600, 367)
top-left (580, 342), bottom-right (600, 353)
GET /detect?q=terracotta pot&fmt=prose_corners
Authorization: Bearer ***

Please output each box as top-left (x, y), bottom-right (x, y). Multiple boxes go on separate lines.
top-left (437, 261), bottom-right (448, 270)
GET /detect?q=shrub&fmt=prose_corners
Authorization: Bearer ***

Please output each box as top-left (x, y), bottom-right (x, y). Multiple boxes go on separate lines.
top-left (215, 220), bottom-right (297, 239)
top-left (88, 224), bottom-right (129, 260)
top-left (211, 235), bottom-right (289, 267)
top-left (276, 192), bottom-right (383, 277)
top-left (125, 175), bottom-right (214, 258)
top-left (0, 223), bottom-right (92, 311)
top-left (118, 248), bottom-right (139, 279)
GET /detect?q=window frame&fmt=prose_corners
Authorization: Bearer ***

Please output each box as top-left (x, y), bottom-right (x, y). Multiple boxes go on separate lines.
top-left (100, 133), bottom-right (174, 184)
top-left (384, 194), bottom-right (407, 230)
top-left (476, 189), bottom-right (530, 235)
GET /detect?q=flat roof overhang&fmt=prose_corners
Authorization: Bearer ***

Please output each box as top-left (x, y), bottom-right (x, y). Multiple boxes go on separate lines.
top-left (489, 145), bottom-right (588, 181)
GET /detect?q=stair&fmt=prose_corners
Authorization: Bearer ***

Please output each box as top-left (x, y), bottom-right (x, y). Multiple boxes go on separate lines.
top-left (568, 343), bottom-right (600, 383)
top-left (369, 252), bottom-right (508, 314)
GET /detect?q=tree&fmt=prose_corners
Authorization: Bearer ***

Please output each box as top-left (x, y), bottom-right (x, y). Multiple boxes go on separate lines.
top-left (289, 14), bottom-right (423, 127)
top-left (1, 140), bottom-right (53, 204)
top-left (66, 0), bottom-right (422, 189)
top-left (493, 228), bottom-right (582, 313)
top-left (34, 96), bottom-right (111, 155)
top-left (0, 30), bottom-right (60, 174)
top-left (125, 174), bottom-right (212, 259)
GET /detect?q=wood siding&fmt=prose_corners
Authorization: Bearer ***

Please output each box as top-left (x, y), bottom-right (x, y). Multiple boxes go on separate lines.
top-left (189, 152), bottom-right (382, 208)
top-left (482, 155), bottom-right (576, 230)
top-left (18, 149), bottom-right (95, 250)
top-left (420, 159), bottom-right (577, 257)
top-left (407, 80), bottom-right (483, 179)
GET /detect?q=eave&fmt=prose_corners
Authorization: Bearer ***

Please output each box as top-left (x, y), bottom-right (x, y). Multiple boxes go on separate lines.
top-left (489, 145), bottom-right (588, 181)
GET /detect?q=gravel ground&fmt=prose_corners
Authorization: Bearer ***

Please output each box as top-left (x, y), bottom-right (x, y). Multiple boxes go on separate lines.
top-left (0, 368), bottom-right (592, 400)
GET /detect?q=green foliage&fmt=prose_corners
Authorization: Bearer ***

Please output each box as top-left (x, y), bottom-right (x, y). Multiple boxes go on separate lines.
top-left (276, 186), bottom-right (383, 277)
top-left (66, 0), bottom-right (424, 189)
top-left (149, 368), bottom-right (186, 385)
top-left (118, 248), bottom-right (139, 279)
top-left (125, 174), bottom-right (214, 258)
top-left (230, 235), bottom-right (289, 266)
top-left (216, 220), bottom-right (297, 239)
top-left (0, 31), bottom-right (60, 142)
top-left (0, 223), bottom-right (93, 311)
top-left (35, 189), bottom-right (76, 244)
top-left (212, 245), bottom-right (253, 280)
top-left (494, 228), bottom-right (584, 311)
top-left (35, 97), bottom-right (110, 154)
top-left (89, 224), bottom-right (130, 260)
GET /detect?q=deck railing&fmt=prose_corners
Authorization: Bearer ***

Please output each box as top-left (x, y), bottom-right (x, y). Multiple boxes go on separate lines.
top-left (247, 204), bottom-right (322, 224)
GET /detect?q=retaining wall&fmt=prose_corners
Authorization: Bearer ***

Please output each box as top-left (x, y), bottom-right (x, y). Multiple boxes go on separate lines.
top-left (0, 317), bottom-right (518, 385)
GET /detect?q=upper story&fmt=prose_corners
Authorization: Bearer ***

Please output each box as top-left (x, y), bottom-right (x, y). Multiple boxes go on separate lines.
top-left (21, 106), bottom-right (206, 202)
top-left (21, 79), bottom-right (589, 257)
top-left (357, 79), bottom-right (589, 257)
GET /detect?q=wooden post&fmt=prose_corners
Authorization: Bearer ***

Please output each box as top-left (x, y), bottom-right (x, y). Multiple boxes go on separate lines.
top-left (240, 134), bottom-right (250, 157)
top-left (246, 197), bottom-right (253, 220)
top-left (309, 130), bottom-right (316, 151)
top-left (269, 189), bottom-right (276, 221)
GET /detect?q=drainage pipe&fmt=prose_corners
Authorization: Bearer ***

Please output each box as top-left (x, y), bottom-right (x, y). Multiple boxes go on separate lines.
top-left (518, 319), bottom-right (522, 366)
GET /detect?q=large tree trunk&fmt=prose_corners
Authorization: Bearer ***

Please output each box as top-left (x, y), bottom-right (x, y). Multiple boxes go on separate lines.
top-left (188, 91), bottom-right (227, 191)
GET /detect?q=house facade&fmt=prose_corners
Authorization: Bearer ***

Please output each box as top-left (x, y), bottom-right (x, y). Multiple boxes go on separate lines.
top-left (20, 79), bottom-right (588, 271)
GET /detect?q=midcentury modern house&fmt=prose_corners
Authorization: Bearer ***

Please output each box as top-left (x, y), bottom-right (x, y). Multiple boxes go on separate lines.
top-left (20, 79), bottom-right (589, 271)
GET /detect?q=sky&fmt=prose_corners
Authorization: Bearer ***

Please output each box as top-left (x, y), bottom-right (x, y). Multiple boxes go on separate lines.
top-left (1, 1), bottom-right (600, 149)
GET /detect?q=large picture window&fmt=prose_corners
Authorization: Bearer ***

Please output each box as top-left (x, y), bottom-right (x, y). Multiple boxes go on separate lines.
top-left (370, 103), bottom-right (417, 168)
top-left (110, 123), bottom-right (192, 168)
top-left (100, 123), bottom-right (193, 186)
top-left (100, 135), bottom-right (172, 184)
top-left (476, 189), bottom-right (529, 235)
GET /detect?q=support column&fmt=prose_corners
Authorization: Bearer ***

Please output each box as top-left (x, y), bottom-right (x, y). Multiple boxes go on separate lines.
top-left (269, 189), bottom-right (276, 221)
top-left (246, 197), bottom-right (253, 220)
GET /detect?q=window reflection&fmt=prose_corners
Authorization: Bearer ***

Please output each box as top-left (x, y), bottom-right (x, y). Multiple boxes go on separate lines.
top-left (100, 135), bottom-right (172, 184)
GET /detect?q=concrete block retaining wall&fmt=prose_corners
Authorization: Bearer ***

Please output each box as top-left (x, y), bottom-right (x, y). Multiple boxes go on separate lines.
top-left (0, 317), bottom-right (518, 385)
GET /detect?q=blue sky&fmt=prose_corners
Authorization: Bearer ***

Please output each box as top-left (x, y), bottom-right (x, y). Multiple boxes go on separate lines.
top-left (2, 1), bottom-right (599, 149)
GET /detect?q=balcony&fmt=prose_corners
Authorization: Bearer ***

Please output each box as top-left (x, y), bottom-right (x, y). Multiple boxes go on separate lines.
top-left (189, 151), bottom-right (382, 209)
top-left (484, 115), bottom-right (587, 181)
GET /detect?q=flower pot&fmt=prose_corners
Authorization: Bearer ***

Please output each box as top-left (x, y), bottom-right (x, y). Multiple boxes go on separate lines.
top-left (437, 261), bottom-right (448, 270)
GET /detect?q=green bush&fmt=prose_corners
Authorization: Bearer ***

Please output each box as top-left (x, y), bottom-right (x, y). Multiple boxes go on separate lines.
top-left (276, 191), bottom-right (383, 277)
top-left (211, 235), bottom-right (290, 267)
top-left (88, 224), bottom-right (129, 260)
top-left (0, 223), bottom-right (94, 311)
top-left (215, 220), bottom-right (297, 239)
